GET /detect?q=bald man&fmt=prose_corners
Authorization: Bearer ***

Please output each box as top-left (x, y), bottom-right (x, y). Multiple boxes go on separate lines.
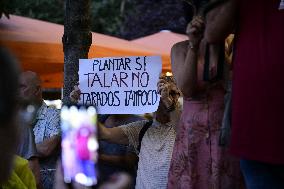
top-left (19, 71), bottom-right (61, 189)
top-left (19, 72), bottom-right (42, 103)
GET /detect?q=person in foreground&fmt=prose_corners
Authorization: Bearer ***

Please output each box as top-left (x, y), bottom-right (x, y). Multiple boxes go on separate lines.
top-left (205, 0), bottom-right (284, 188)
top-left (70, 76), bottom-right (181, 189)
top-left (0, 47), bottom-right (37, 189)
top-left (167, 17), bottom-right (244, 189)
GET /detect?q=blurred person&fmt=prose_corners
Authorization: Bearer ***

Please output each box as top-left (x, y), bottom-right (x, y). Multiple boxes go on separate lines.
top-left (0, 47), bottom-right (36, 189)
top-left (0, 46), bottom-right (20, 184)
top-left (1, 156), bottom-right (37, 189)
top-left (70, 77), bottom-right (181, 189)
top-left (167, 17), bottom-right (243, 189)
top-left (205, 0), bottom-right (284, 188)
top-left (19, 71), bottom-right (61, 189)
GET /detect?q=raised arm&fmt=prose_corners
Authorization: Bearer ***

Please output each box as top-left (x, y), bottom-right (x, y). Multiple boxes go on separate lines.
top-left (171, 17), bottom-right (204, 98)
top-left (70, 85), bottom-right (129, 145)
top-left (98, 123), bottom-right (129, 145)
top-left (171, 42), bottom-right (198, 98)
top-left (157, 76), bottom-right (181, 129)
top-left (204, 0), bottom-right (237, 43)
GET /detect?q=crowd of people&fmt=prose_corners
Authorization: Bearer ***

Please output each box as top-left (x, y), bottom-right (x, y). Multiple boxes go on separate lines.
top-left (0, 0), bottom-right (283, 189)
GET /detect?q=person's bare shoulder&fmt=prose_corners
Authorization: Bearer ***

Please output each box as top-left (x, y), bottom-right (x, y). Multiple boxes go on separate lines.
top-left (171, 40), bottom-right (189, 64)
top-left (171, 40), bottom-right (189, 54)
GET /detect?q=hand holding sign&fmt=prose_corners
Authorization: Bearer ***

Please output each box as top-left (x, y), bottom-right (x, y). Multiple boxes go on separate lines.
top-left (157, 76), bottom-right (181, 112)
top-left (79, 56), bottom-right (162, 114)
top-left (157, 76), bottom-right (173, 108)
top-left (70, 85), bottom-right (81, 103)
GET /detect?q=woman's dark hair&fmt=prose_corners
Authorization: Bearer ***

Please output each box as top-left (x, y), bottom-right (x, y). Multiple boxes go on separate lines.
top-left (0, 47), bottom-right (20, 125)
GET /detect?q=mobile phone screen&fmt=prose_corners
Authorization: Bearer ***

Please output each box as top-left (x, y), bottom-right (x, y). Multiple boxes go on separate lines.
top-left (61, 105), bottom-right (98, 186)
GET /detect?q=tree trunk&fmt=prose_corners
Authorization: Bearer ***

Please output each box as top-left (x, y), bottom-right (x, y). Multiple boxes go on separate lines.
top-left (62, 0), bottom-right (92, 104)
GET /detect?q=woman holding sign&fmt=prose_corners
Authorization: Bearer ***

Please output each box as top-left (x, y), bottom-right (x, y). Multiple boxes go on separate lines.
top-left (167, 17), bottom-right (244, 189)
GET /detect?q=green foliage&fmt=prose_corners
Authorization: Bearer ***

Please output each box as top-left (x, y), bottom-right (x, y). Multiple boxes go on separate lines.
top-left (2, 0), bottom-right (130, 36)
top-left (121, 0), bottom-right (189, 39)
top-left (7, 0), bottom-right (64, 24)
top-left (91, 0), bottom-right (120, 36)
top-left (1, 0), bottom-right (189, 38)
top-left (90, 0), bottom-right (132, 36)
top-left (0, 0), bottom-right (12, 18)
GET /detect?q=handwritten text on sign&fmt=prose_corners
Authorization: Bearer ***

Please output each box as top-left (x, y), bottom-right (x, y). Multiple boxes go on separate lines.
top-left (79, 56), bottom-right (162, 114)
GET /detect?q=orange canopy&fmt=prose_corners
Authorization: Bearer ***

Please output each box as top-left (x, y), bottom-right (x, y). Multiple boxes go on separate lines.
top-left (0, 15), bottom-right (170, 88)
top-left (132, 30), bottom-right (188, 60)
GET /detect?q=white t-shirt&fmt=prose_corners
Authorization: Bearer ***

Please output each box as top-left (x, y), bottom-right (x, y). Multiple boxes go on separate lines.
top-left (120, 119), bottom-right (176, 189)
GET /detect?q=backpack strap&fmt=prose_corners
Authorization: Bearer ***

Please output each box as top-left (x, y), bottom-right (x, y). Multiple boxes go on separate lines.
top-left (137, 120), bottom-right (153, 153)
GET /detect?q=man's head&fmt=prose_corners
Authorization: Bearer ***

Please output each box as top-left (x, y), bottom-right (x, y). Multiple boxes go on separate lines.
top-left (19, 71), bottom-right (42, 104)
top-left (155, 76), bottom-right (180, 124)
top-left (0, 47), bottom-right (20, 183)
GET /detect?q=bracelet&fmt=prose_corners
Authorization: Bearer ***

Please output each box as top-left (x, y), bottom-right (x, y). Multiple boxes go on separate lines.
top-left (189, 41), bottom-right (200, 50)
top-left (189, 41), bottom-right (195, 49)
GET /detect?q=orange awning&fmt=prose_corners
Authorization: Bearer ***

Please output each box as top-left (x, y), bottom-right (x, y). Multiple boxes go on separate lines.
top-left (132, 30), bottom-right (188, 64)
top-left (0, 15), bottom-right (170, 88)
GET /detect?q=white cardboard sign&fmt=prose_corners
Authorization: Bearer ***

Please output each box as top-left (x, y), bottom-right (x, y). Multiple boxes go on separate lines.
top-left (79, 56), bottom-right (162, 114)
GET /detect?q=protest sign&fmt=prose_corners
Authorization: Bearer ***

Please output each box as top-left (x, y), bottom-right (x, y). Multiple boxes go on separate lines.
top-left (79, 56), bottom-right (162, 114)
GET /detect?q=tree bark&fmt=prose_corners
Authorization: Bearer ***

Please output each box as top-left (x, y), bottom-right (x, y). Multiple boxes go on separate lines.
top-left (62, 0), bottom-right (92, 104)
